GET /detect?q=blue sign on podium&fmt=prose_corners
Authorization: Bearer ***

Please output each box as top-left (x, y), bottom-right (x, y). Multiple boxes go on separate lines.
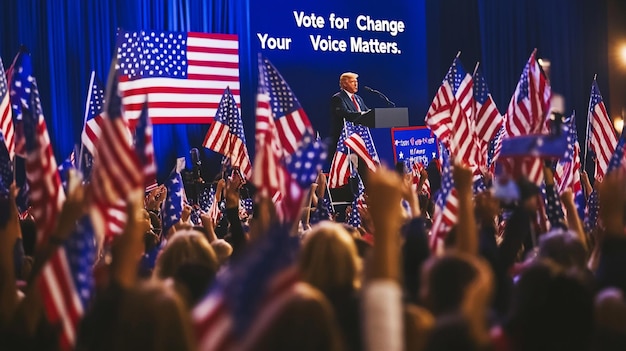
top-left (391, 126), bottom-right (438, 166)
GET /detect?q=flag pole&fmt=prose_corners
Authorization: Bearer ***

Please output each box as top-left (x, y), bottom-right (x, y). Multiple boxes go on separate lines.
top-left (78, 71), bottom-right (96, 173)
top-left (583, 74), bottom-right (596, 173)
top-left (472, 62), bottom-right (480, 76)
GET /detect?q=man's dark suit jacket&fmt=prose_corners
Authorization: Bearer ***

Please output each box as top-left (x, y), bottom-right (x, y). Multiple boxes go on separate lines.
top-left (328, 90), bottom-right (368, 156)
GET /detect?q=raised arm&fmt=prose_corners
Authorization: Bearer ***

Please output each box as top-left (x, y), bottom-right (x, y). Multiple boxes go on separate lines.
top-left (452, 163), bottom-right (478, 255)
top-left (224, 171), bottom-right (247, 257)
top-left (561, 189), bottom-right (587, 251)
top-left (110, 190), bottom-right (151, 289)
top-left (0, 185), bottom-right (20, 330)
top-left (363, 166), bottom-right (404, 351)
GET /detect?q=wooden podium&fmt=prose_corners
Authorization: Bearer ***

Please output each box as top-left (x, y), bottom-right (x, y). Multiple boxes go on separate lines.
top-left (357, 107), bottom-right (409, 128)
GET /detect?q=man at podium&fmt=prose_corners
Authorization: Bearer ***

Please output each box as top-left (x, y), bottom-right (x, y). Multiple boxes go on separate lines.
top-left (328, 72), bottom-right (370, 157)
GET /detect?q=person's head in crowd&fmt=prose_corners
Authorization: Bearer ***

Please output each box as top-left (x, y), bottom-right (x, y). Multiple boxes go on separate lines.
top-left (299, 221), bottom-right (361, 296)
top-left (402, 218), bottom-right (431, 304)
top-left (172, 263), bottom-right (216, 309)
top-left (420, 252), bottom-right (493, 318)
top-left (404, 304), bottom-right (435, 351)
top-left (423, 313), bottom-right (481, 351)
top-left (341, 222), bottom-right (361, 239)
top-left (395, 161), bottom-right (411, 181)
top-left (505, 259), bottom-right (593, 351)
top-left (154, 229), bottom-right (218, 282)
top-left (339, 72), bottom-right (359, 93)
top-left (211, 238), bottom-right (233, 266)
top-left (537, 229), bottom-right (588, 271)
top-left (250, 282), bottom-right (345, 351)
top-left (353, 236), bottom-right (372, 259)
top-left (78, 281), bottom-right (195, 351)
top-left (593, 288), bottom-right (626, 351)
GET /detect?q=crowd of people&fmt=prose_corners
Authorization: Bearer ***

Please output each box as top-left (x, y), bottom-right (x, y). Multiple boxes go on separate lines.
top-left (2, 150), bottom-right (626, 351)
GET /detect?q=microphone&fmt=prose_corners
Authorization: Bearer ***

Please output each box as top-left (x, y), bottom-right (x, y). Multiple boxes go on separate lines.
top-left (363, 86), bottom-right (396, 107)
top-left (363, 86), bottom-right (377, 93)
top-left (190, 148), bottom-right (201, 166)
top-left (189, 148), bottom-right (203, 182)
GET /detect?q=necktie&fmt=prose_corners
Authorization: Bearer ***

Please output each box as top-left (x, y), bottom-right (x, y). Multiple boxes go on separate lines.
top-left (351, 95), bottom-right (360, 112)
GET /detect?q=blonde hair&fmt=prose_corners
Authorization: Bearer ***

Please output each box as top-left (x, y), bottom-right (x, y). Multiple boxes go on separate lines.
top-left (299, 221), bottom-right (361, 294)
top-left (339, 72), bottom-right (358, 88)
top-left (154, 230), bottom-right (218, 280)
top-left (211, 239), bottom-right (233, 266)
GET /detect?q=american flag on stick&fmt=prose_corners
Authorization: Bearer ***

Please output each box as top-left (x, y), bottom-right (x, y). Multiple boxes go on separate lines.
top-left (501, 49), bottom-right (551, 185)
top-left (39, 215), bottom-right (96, 351)
top-left (472, 64), bottom-right (503, 171)
top-left (116, 30), bottom-right (240, 124)
top-left (328, 120), bottom-right (353, 189)
top-left (256, 55), bottom-right (313, 156)
top-left (252, 55), bottom-right (324, 223)
top-left (203, 87), bottom-right (252, 179)
top-left (0, 58), bottom-right (14, 159)
top-left (425, 55), bottom-right (476, 165)
top-left (9, 51), bottom-right (65, 246)
top-left (90, 60), bottom-right (144, 240)
top-left (80, 72), bottom-right (105, 156)
top-left (133, 98), bottom-right (158, 192)
top-left (193, 224), bottom-right (300, 351)
top-left (554, 112), bottom-right (582, 195)
top-left (345, 122), bottom-right (380, 172)
top-left (588, 78), bottom-right (618, 182)
top-left (430, 145), bottom-right (458, 252)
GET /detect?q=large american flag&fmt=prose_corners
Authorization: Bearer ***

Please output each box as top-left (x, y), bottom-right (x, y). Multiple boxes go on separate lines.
top-left (425, 56), bottom-right (475, 165)
top-left (328, 120), bottom-right (353, 189)
top-left (90, 61), bottom-right (144, 240)
top-left (257, 55), bottom-right (313, 156)
top-left (193, 224), bottom-right (300, 351)
top-left (116, 30), bottom-right (239, 124)
top-left (80, 72), bottom-right (105, 155)
top-left (345, 122), bottom-right (380, 172)
top-left (588, 79), bottom-right (618, 182)
top-left (473, 65), bottom-right (503, 171)
top-left (555, 113), bottom-right (582, 195)
top-left (203, 87), bottom-right (252, 178)
top-left (39, 215), bottom-right (96, 351)
top-left (0, 58), bottom-right (14, 159)
top-left (503, 50), bottom-right (551, 185)
top-left (430, 145), bottom-right (458, 252)
top-left (10, 52), bottom-right (65, 245)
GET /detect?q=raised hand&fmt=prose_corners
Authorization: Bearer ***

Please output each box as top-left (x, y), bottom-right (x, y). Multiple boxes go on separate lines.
top-left (452, 162), bottom-right (473, 195)
top-left (599, 170), bottom-right (626, 235)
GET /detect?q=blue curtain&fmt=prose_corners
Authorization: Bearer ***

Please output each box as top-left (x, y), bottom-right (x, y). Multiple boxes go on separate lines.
top-left (425, 0), bottom-right (609, 150)
top-left (1, 0), bottom-right (253, 182)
